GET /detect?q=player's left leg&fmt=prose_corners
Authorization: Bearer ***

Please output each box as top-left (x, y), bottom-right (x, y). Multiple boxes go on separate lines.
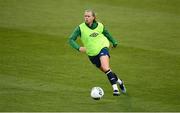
top-left (100, 55), bottom-right (123, 95)
top-left (100, 55), bottom-right (126, 95)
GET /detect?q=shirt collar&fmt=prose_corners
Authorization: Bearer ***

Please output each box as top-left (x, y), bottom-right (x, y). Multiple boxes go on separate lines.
top-left (85, 20), bottom-right (98, 29)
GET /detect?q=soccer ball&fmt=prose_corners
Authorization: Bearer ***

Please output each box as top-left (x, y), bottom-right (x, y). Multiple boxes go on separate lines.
top-left (90, 87), bottom-right (104, 100)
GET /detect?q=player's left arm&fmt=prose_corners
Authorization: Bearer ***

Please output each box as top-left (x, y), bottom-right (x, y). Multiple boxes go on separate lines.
top-left (102, 27), bottom-right (118, 48)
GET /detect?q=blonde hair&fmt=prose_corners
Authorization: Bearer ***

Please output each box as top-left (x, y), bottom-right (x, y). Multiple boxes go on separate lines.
top-left (85, 9), bottom-right (96, 17)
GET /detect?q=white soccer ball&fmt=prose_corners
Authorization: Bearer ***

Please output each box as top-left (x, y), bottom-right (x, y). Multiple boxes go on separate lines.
top-left (90, 87), bottom-right (104, 100)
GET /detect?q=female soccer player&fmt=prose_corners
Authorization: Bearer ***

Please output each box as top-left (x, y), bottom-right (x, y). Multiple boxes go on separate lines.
top-left (68, 10), bottom-right (126, 96)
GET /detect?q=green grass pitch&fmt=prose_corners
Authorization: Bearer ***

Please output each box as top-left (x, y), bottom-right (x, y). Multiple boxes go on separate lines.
top-left (0, 0), bottom-right (180, 112)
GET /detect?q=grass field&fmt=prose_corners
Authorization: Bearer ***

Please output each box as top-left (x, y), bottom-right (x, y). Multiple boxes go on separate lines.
top-left (0, 0), bottom-right (180, 112)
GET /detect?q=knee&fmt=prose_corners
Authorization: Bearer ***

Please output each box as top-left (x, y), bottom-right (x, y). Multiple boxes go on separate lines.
top-left (100, 66), bottom-right (110, 72)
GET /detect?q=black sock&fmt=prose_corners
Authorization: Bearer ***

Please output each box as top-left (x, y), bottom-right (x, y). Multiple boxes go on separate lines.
top-left (105, 69), bottom-right (118, 85)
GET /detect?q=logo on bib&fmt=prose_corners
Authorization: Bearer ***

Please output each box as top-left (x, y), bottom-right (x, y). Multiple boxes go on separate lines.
top-left (89, 32), bottom-right (99, 37)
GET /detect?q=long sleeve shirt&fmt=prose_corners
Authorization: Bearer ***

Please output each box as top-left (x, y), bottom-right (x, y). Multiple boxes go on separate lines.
top-left (68, 21), bottom-right (118, 51)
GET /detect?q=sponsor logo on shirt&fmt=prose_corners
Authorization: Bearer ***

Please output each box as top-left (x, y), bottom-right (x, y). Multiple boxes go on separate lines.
top-left (89, 32), bottom-right (99, 37)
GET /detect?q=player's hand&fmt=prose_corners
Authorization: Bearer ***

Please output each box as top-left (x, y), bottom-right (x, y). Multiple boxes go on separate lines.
top-left (79, 47), bottom-right (86, 53)
top-left (112, 44), bottom-right (117, 48)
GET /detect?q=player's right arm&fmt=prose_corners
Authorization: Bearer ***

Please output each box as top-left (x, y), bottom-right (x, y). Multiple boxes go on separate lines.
top-left (68, 26), bottom-right (81, 51)
top-left (68, 26), bottom-right (86, 53)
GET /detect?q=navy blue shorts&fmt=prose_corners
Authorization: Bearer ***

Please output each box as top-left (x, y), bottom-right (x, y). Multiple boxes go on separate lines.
top-left (88, 47), bottom-right (110, 68)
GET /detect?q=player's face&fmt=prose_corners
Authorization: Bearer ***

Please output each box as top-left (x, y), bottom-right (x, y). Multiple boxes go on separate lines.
top-left (84, 11), bottom-right (95, 25)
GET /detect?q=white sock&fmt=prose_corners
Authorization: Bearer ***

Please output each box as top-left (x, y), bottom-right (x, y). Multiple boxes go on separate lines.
top-left (117, 79), bottom-right (123, 85)
top-left (112, 84), bottom-right (119, 91)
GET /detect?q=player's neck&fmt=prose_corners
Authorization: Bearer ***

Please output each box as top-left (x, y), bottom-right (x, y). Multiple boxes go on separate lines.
top-left (88, 22), bottom-right (93, 27)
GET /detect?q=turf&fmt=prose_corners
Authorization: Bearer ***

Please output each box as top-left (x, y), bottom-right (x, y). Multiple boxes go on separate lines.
top-left (0, 0), bottom-right (180, 112)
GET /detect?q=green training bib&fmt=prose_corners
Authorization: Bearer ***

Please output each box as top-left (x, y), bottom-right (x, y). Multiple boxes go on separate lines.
top-left (79, 22), bottom-right (110, 56)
